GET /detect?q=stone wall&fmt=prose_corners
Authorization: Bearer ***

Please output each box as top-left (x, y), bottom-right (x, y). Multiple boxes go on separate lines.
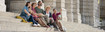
top-left (80, 0), bottom-right (100, 27)
top-left (10, 0), bottom-right (26, 13)
top-left (6, 0), bottom-right (37, 13)
top-left (6, 0), bottom-right (45, 13)
top-left (65, 0), bottom-right (82, 23)
top-left (93, 0), bottom-right (100, 27)
top-left (43, 0), bottom-right (56, 12)
top-left (100, 0), bottom-right (105, 18)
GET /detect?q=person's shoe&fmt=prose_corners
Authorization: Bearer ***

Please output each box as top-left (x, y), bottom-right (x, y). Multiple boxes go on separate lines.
top-left (32, 24), bottom-right (37, 27)
top-left (37, 24), bottom-right (40, 27)
top-left (63, 27), bottom-right (66, 32)
top-left (62, 26), bottom-right (66, 32)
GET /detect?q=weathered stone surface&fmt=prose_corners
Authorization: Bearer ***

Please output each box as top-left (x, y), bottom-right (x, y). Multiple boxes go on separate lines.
top-left (72, 0), bottom-right (82, 23)
top-left (80, 0), bottom-right (100, 27)
top-left (65, 0), bottom-right (73, 22)
top-left (61, 8), bottom-right (67, 22)
top-left (44, 0), bottom-right (56, 10)
top-left (56, 0), bottom-right (67, 22)
top-left (1, 0), bottom-right (102, 29)
top-left (9, 1), bottom-right (26, 13)
top-left (0, 0), bottom-right (6, 12)
top-left (0, 12), bottom-right (104, 32)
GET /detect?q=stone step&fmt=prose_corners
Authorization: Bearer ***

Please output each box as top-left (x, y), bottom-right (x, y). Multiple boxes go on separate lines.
top-left (0, 12), bottom-right (104, 32)
top-left (60, 21), bottom-right (104, 32)
top-left (0, 30), bottom-right (58, 32)
top-left (0, 12), bottom-right (58, 32)
top-left (0, 23), bottom-right (55, 32)
top-left (0, 19), bottom-right (56, 32)
top-left (0, 12), bottom-right (19, 17)
top-left (0, 16), bottom-right (21, 23)
top-left (0, 20), bottom-right (56, 32)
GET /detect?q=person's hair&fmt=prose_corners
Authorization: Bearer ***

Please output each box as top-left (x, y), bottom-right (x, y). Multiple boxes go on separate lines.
top-left (31, 3), bottom-right (36, 7)
top-left (25, 2), bottom-right (30, 7)
top-left (38, 1), bottom-right (42, 6)
top-left (45, 5), bottom-right (51, 11)
top-left (53, 8), bottom-right (56, 11)
top-left (38, 1), bottom-right (41, 4)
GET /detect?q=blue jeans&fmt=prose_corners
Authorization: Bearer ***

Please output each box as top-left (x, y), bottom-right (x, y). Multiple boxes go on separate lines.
top-left (20, 12), bottom-right (38, 24)
top-left (28, 15), bottom-right (38, 24)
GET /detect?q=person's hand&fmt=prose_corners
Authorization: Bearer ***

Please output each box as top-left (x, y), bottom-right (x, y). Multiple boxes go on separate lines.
top-left (28, 13), bottom-right (31, 16)
top-left (60, 9), bottom-right (62, 13)
top-left (38, 13), bottom-right (44, 16)
top-left (60, 9), bottom-right (62, 12)
top-left (39, 13), bottom-right (42, 15)
top-left (33, 13), bottom-right (37, 15)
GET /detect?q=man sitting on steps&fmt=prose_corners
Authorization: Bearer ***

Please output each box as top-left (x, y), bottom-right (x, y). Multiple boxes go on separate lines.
top-left (35, 1), bottom-right (49, 28)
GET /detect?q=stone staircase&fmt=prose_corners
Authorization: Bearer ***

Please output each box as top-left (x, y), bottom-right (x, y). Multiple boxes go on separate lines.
top-left (0, 12), bottom-right (105, 32)
top-left (0, 12), bottom-right (56, 32)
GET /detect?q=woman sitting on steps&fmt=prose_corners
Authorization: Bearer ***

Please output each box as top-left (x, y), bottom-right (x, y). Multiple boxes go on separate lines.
top-left (20, 2), bottom-right (40, 27)
top-left (31, 3), bottom-right (49, 27)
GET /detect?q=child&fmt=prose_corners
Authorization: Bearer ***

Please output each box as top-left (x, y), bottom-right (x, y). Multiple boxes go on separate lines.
top-left (52, 9), bottom-right (64, 31)
top-left (44, 6), bottom-right (58, 30)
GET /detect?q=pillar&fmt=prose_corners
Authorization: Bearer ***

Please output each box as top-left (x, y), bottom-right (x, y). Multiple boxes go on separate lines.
top-left (0, 0), bottom-right (6, 12)
top-left (80, 0), bottom-right (100, 27)
top-left (65, 0), bottom-right (73, 22)
top-left (56, 0), bottom-right (67, 21)
top-left (73, 0), bottom-right (82, 23)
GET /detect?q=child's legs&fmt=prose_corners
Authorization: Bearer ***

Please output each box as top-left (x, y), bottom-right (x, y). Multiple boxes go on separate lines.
top-left (35, 18), bottom-right (45, 26)
top-left (52, 22), bottom-right (58, 29)
top-left (38, 18), bottom-right (48, 27)
top-left (39, 16), bottom-right (47, 24)
top-left (43, 15), bottom-right (49, 23)
top-left (55, 20), bottom-right (63, 31)
top-left (58, 22), bottom-right (62, 29)
top-left (49, 19), bottom-right (58, 29)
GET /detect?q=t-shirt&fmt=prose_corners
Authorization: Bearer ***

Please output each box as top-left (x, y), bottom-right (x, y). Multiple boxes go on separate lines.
top-left (35, 7), bottom-right (45, 14)
top-left (20, 6), bottom-right (29, 16)
top-left (52, 13), bottom-right (61, 21)
top-left (20, 6), bottom-right (30, 20)
top-left (31, 7), bottom-right (38, 18)
top-left (46, 12), bottom-right (49, 18)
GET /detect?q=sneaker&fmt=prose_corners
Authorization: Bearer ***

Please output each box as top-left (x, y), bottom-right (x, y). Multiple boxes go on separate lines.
top-left (62, 26), bottom-right (66, 32)
top-left (32, 24), bottom-right (37, 27)
top-left (37, 24), bottom-right (40, 27)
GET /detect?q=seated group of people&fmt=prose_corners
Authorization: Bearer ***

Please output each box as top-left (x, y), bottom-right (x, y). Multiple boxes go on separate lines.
top-left (19, 1), bottom-right (64, 31)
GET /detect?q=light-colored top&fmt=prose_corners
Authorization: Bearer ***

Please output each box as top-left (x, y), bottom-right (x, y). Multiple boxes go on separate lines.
top-left (46, 12), bottom-right (49, 18)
